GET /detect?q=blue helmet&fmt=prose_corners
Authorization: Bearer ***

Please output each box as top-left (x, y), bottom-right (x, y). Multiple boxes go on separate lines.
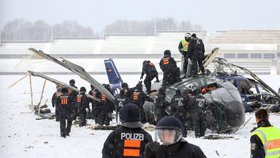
top-left (155, 116), bottom-right (184, 145)
top-left (164, 50), bottom-right (171, 57)
top-left (156, 116), bottom-right (184, 131)
top-left (119, 103), bottom-right (143, 128)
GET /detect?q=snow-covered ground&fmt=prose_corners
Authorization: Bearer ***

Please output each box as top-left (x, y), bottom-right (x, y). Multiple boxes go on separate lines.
top-left (0, 74), bottom-right (280, 158)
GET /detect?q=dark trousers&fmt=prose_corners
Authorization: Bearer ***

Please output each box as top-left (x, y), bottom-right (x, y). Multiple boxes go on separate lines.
top-left (191, 110), bottom-right (207, 137)
top-left (191, 58), bottom-right (199, 76)
top-left (198, 57), bottom-right (205, 74)
top-left (183, 56), bottom-right (188, 75)
top-left (162, 68), bottom-right (180, 86)
top-left (79, 111), bottom-right (87, 126)
top-left (55, 106), bottom-right (60, 121)
top-left (144, 75), bottom-right (156, 93)
top-left (60, 115), bottom-right (73, 136)
top-left (175, 114), bottom-right (188, 137)
top-left (162, 72), bottom-right (173, 86)
top-left (140, 108), bottom-right (146, 123)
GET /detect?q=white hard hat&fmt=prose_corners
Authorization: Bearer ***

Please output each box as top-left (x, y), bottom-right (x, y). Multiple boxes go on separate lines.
top-left (184, 33), bottom-right (191, 38)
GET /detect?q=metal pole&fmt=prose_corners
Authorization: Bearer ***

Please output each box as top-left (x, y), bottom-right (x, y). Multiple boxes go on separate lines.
top-left (29, 74), bottom-right (34, 111)
top-left (38, 80), bottom-right (47, 114)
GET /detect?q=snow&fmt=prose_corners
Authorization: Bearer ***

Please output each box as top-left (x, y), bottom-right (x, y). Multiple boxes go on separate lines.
top-left (0, 74), bottom-right (280, 158)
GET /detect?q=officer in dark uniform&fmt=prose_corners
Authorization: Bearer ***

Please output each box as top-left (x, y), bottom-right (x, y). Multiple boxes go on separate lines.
top-left (94, 90), bottom-right (103, 125)
top-left (159, 50), bottom-right (180, 86)
top-left (140, 60), bottom-right (160, 94)
top-left (69, 79), bottom-right (78, 99)
top-left (188, 34), bottom-right (205, 76)
top-left (116, 90), bottom-right (131, 111)
top-left (170, 89), bottom-right (189, 137)
top-left (98, 84), bottom-right (115, 126)
top-left (155, 87), bottom-right (169, 123)
top-left (144, 116), bottom-right (206, 158)
top-left (88, 85), bottom-right (97, 119)
top-left (181, 88), bottom-right (193, 131)
top-left (121, 82), bottom-right (133, 99)
top-left (102, 103), bottom-right (153, 158)
top-left (188, 92), bottom-right (208, 137)
top-left (131, 83), bottom-right (153, 123)
top-left (115, 89), bottom-right (131, 124)
top-left (52, 84), bottom-right (62, 121)
top-left (178, 33), bottom-right (192, 77)
top-left (76, 87), bottom-right (89, 127)
top-left (250, 109), bottom-right (280, 158)
top-left (69, 79), bottom-right (78, 118)
top-left (56, 87), bottom-right (74, 138)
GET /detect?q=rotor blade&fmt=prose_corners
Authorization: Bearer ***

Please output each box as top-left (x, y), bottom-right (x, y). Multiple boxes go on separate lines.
top-left (62, 58), bottom-right (116, 104)
top-left (29, 48), bottom-right (70, 71)
top-left (203, 47), bottom-right (219, 68)
top-left (29, 48), bottom-right (115, 104)
top-left (28, 71), bottom-right (100, 102)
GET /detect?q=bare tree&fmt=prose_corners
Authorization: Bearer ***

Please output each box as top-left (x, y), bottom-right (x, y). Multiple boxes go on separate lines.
top-left (1, 19), bottom-right (96, 41)
top-left (53, 20), bottom-right (95, 38)
top-left (104, 17), bottom-right (203, 34)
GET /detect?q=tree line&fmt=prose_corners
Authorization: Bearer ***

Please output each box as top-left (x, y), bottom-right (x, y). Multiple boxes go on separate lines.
top-left (1, 18), bottom-right (203, 41)
top-left (104, 17), bottom-right (203, 34)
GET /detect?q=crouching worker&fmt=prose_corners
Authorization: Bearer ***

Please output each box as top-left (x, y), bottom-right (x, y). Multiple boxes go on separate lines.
top-left (144, 116), bottom-right (206, 158)
top-left (102, 103), bottom-right (153, 158)
top-left (56, 87), bottom-right (74, 138)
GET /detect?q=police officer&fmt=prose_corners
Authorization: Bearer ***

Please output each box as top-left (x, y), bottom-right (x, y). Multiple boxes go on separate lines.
top-left (140, 60), bottom-right (160, 94)
top-left (69, 79), bottom-right (78, 118)
top-left (155, 87), bottom-right (169, 123)
top-left (76, 87), bottom-right (89, 127)
top-left (159, 50), bottom-right (180, 86)
top-left (98, 84), bottom-right (115, 126)
top-left (94, 90), bottom-right (103, 125)
top-left (178, 33), bottom-right (192, 77)
top-left (56, 87), bottom-right (74, 138)
top-left (88, 85), bottom-right (97, 119)
top-left (131, 83), bottom-right (153, 123)
top-left (69, 79), bottom-right (78, 99)
top-left (250, 109), bottom-right (280, 158)
top-left (116, 90), bottom-right (131, 124)
top-left (116, 90), bottom-right (131, 111)
top-left (51, 84), bottom-right (62, 121)
top-left (121, 82), bottom-right (133, 99)
top-left (170, 89), bottom-right (189, 137)
top-left (188, 34), bottom-right (205, 76)
top-left (144, 116), bottom-right (206, 158)
top-left (188, 91), bottom-right (208, 137)
top-left (102, 103), bottom-right (153, 158)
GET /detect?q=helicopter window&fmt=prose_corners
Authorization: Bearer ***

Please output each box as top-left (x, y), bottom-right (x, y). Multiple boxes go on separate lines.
top-left (239, 80), bottom-right (252, 95)
top-left (228, 79), bottom-right (237, 87)
top-left (201, 83), bottom-right (219, 94)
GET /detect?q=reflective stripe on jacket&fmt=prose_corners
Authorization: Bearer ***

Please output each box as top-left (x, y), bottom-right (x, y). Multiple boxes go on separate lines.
top-left (181, 39), bottom-right (189, 52)
top-left (251, 126), bottom-right (280, 158)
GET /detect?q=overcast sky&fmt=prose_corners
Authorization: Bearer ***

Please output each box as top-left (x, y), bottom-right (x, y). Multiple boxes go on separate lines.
top-left (1, 0), bottom-right (280, 32)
